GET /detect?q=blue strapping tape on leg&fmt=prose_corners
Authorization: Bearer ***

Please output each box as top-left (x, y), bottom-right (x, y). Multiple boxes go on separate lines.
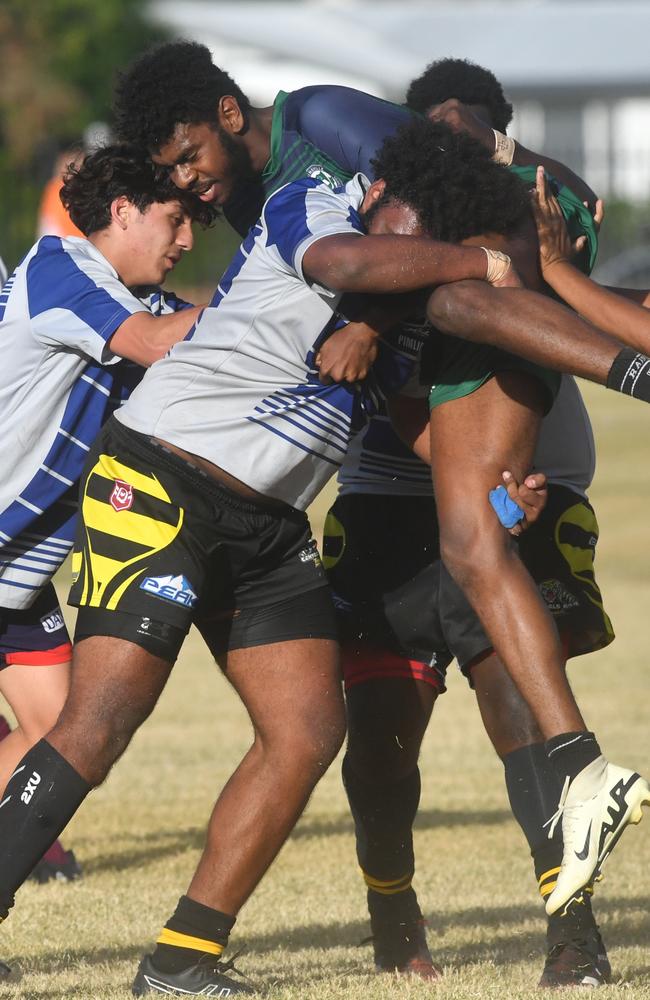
top-left (489, 485), bottom-right (525, 529)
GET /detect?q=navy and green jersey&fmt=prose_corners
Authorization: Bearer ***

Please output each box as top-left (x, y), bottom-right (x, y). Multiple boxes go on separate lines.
top-left (223, 86), bottom-right (598, 273)
top-left (510, 165), bottom-right (598, 273)
top-left (224, 85), bottom-right (415, 236)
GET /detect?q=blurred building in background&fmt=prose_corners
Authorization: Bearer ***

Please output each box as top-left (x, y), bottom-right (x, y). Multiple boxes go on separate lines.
top-left (151, 0), bottom-right (650, 202)
top-left (3, 0), bottom-right (650, 286)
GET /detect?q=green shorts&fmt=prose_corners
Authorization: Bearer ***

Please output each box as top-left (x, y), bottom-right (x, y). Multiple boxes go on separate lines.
top-left (424, 335), bottom-right (561, 412)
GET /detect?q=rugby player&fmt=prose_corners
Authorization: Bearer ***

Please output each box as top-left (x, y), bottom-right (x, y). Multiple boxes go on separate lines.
top-left (0, 120), bottom-right (520, 999)
top-left (328, 61), bottom-right (615, 987)
top-left (113, 40), bottom-right (650, 401)
top-left (0, 120), bottom-right (646, 998)
top-left (0, 144), bottom-right (210, 915)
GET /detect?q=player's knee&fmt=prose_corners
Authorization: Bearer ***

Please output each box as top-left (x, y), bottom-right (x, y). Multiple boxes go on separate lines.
top-left (440, 509), bottom-right (512, 594)
top-left (20, 702), bottom-right (64, 744)
top-left (51, 699), bottom-right (144, 786)
top-left (268, 711), bottom-right (345, 779)
top-left (346, 728), bottom-right (420, 782)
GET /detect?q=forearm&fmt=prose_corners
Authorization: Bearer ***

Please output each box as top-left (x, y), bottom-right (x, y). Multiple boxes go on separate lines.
top-left (603, 286), bottom-right (650, 308)
top-left (109, 305), bottom-right (203, 366)
top-left (427, 280), bottom-right (618, 384)
top-left (544, 262), bottom-right (650, 354)
top-left (305, 237), bottom-right (489, 294)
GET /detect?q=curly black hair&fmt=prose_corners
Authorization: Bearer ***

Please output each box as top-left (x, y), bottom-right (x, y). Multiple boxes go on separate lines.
top-left (370, 119), bottom-right (529, 243)
top-left (60, 144), bottom-right (218, 235)
top-left (405, 58), bottom-right (513, 134)
top-left (113, 41), bottom-right (250, 153)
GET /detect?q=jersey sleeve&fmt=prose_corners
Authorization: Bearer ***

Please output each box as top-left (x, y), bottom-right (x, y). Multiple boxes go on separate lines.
top-left (293, 86), bottom-right (416, 178)
top-left (138, 288), bottom-right (195, 314)
top-left (26, 239), bottom-right (149, 363)
top-left (263, 179), bottom-right (365, 287)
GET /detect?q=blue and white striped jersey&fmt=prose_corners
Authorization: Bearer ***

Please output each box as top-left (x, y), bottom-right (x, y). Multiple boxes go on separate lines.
top-left (0, 236), bottom-right (187, 608)
top-left (120, 174), bottom-right (399, 509)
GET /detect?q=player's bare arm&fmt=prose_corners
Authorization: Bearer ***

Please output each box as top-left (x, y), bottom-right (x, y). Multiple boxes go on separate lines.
top-left (109, 305), bottom-right (204, 366)
top-left (302, 232), bottom-right (498, 296)
top-left (533, 166), bottom-right (650, 354)
top-left (428, 98), bottom-right (598, 211)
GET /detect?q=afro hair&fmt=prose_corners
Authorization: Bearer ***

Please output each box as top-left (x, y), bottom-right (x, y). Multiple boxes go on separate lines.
top-left (113, 41), bottom-right (250, 153)
top-left (370, 118), bottom-right (529, 244)
top-left (406, 58), bottom-right (513, 134)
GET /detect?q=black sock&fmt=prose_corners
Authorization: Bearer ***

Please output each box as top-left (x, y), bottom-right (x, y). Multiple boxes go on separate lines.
top-left (0, 739), bottom-right (91, 915)
top-left (503, 745), bottom-right (565, 906)
top-left (503, 743), bottom-right (563, 853)
top-left (152, 896), bottom-right (235, 973)
top-left (545, 731), bottom-right (601, 784)
top-left (342, 753), bottom-right (419, 887)
top-left (503, 744), bottom-right (600, 931)
top-left (606, 348), bottom-right (650, 402)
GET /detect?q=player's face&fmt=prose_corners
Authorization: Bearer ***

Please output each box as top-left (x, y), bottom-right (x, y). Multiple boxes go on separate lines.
top-left (129, 200), bottom-right (194, 284)
top-left (153, 123), bottom-right (244, 205)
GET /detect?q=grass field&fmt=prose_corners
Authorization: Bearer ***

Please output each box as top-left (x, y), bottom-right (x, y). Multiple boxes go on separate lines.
top-left (1, 381), bottom-right (649, 999)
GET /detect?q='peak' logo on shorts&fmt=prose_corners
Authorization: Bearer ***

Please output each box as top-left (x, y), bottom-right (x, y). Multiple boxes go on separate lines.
top-left (140, 574), bottom-right (198, 608)
top-left (110, 479), bottom-right (134, 512)
top-left (40, 611), bottom-right (65, 634)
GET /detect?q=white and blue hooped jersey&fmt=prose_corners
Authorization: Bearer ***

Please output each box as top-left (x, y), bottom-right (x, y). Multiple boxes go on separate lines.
top-left (120, 174), bottom-right (404, 509)
top-left (0, 236), bottom-right (187, 609)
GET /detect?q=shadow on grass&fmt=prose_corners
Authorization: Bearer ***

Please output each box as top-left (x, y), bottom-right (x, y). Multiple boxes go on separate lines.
top-left (292, 806), bottom-right (512, 840)
top-left (81, 826), bottom-right (205, 875)
top-left (6, 896), bottom-right (650, 991)
top-left (70, 806), bottom-right (512, 874)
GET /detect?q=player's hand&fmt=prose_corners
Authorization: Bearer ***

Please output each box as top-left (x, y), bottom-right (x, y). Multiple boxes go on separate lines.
top-left (591, 197), bottom-right (605, 232)
top-left (315, 321), bottom-right (379, 383)
top-left (532, 165), bottom-right (577, 272)
top-left (502, 469), bottom-right (548, 536)
top-left (427, 99), bottom-right (495, 151)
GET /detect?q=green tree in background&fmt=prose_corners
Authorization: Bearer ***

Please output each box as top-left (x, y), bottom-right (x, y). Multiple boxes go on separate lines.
top-left (0, 0), bottom-right (167, 166)
top-left (0, 1), bottom-right (236, 289)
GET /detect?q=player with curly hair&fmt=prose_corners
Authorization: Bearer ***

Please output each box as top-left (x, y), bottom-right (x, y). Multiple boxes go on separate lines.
top-left (0, 116), bottom-right (647, 998)
top-left (0, 145), bottom-right (210, 930)
top-left (330, 63), bottom-right (617, 988)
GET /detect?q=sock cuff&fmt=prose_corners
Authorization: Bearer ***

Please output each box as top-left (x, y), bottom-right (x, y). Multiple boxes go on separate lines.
top-left (545, 731), bottom-right (596, 758)
top-left (157, 928), bottom-right (225, 955)
top-left (606, 348), bottom-right (650, 395)
top-left (165, 895), bottom-right (236, 945)
top-left (363, 870), bottom-right (413, 895)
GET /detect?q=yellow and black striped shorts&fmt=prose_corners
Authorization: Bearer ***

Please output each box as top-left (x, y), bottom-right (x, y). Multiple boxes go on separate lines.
top-left (70, 416), bottom-right (336, 661)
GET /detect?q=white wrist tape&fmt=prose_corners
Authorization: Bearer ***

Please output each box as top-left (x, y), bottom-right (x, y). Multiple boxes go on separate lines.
top-left (481, 247), bottom-right (512, 284)
top-left (492, 129), bottom-right (516, 166)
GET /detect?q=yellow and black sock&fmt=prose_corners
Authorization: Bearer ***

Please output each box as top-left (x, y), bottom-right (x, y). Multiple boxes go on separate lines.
top-left (151, 896), bottom-right (235, 974)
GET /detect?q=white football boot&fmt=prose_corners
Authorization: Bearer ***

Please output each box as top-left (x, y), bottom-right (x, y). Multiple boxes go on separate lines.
top-left (545, 755), bottom-right (650, 915)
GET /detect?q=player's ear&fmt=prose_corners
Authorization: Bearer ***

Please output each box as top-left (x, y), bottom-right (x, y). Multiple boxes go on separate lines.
top-left (110, 196), bottom-right (132, 230)
top-left (362, 179), bottom-right (387, 210)
top-left (218, 95), bottom-right (245, 135)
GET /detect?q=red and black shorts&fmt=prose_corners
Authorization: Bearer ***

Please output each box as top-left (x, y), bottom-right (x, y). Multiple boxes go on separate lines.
top-left (0, 583), bottom-right (72, 670)
top-left (323, 489), bottom-right (613, 692)
top-left (70, 416), bottom-right (338, 664)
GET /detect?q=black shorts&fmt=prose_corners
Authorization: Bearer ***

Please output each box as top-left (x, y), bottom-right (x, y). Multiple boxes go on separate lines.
top-left (0, 583), bottom-right (72, 669)
top-left (70, 417), bottom-right (337, 662)
top-left (323, 488), bottom-right (613, 690)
